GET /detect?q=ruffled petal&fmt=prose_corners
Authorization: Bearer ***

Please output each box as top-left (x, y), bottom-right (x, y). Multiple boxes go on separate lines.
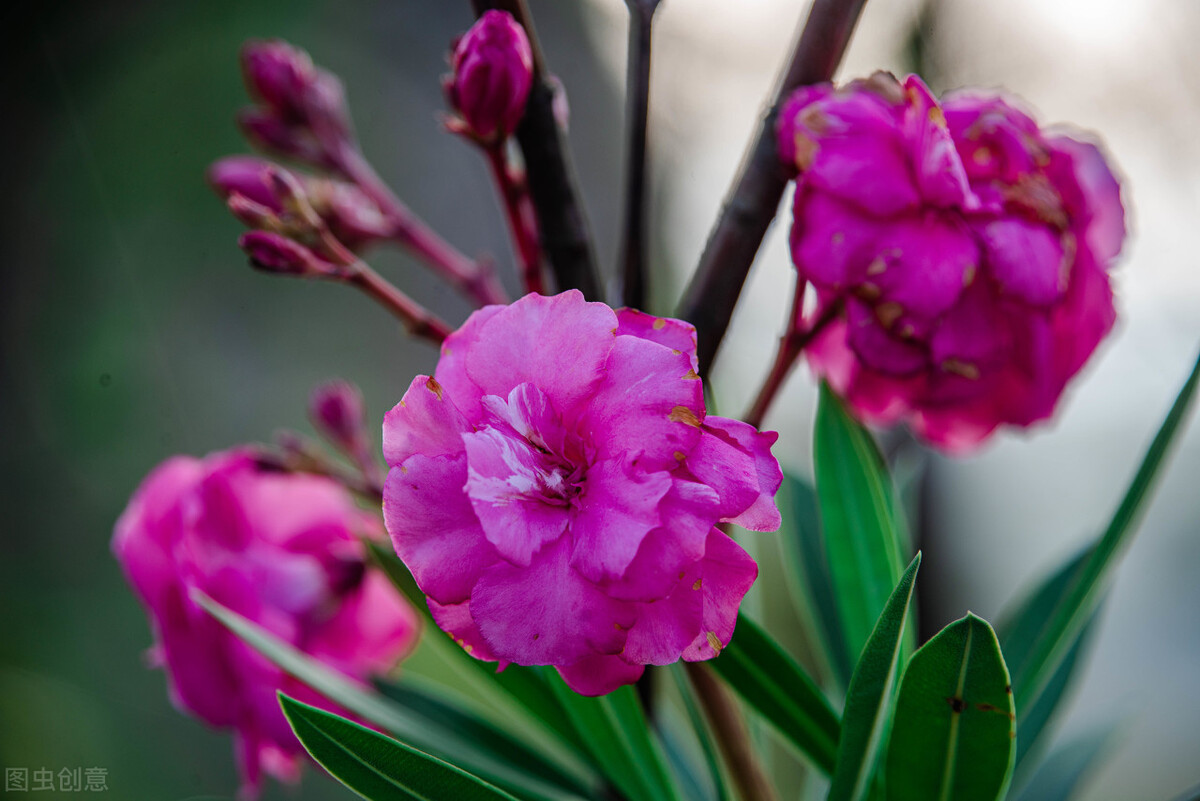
top-left (578, 335), bottom-right (704, 472)
top-left (615, 308), bottom-right (699, 370)
top-left (869, 213), bottom-right (978, 328)
top-left (382, 375), bottom-right (470, 467)
top-left (464, 291), bottom-right (617, 421)
top-left (789, 191), bottom-right (886, 291)
top-left (1046, 135), bottom-right (1126, 264)
top-left (845, 300), bottom-right (929, 376)
top-left (569, 458), bottom-right (672, 583)
top-left (684, 417), bottom-right (783, 532)
top-left (681, 530), bottom-right (758, 661)
top-left (977, 218), bottom-right (1068, 306)
top-left (428, 597), bottom-right (506, 665)
top-left (383, 453), bottom-right (497, 605)
top-left (471, 536), bottom-right (637, 665)
top-left (555, 653), bottom-right (644, 696)
top-left (902, 74), bottom-right (972, 208)
top-left (433, 304), bottom-right (506, 422)
top-left (602, 479), bottom-right (720, 603)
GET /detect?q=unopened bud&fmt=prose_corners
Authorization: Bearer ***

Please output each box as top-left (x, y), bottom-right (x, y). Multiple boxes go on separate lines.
top-left (208, 155), bottom-right (281, 210)
top-left (227, 193), bottom-right (283, 231)
top-left (241, 40), bottom-right (317, 122)
top-left (309, 380), bottom-right (368, 451)
top-left (448, 11), bottom-right (533, 142)
top-left (239, 231), bottom-right (334, 277)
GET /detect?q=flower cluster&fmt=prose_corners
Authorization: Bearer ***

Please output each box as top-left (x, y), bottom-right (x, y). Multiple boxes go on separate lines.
top-left (382, 291), bottom-right (782, 695)
top-left (778, 72), bottom-right (1125, 452)
top-left (112, 449), bottom-right (417, 798)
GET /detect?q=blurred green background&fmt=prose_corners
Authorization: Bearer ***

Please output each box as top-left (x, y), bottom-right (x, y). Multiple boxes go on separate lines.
top-left (4, 1), bottom-right (1200, 799)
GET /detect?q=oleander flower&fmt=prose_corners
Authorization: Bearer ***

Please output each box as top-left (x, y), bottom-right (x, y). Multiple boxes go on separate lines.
top-left (112, 449), bottom-right (418, 799)
top-left (382, 291), bottom-right (781, 695)
top-left (447, 10), bottom-right (534, 142)
top-left (778, 72), bottom-right (1125, 452)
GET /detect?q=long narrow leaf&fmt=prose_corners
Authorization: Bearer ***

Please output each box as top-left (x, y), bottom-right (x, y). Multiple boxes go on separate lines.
top-left (885, 614), bottom-right (1016, 801)
top-left (280, 692), bottom-right (520, 801)
top-left (708, 613), bottom-right (841, 774)
top-left (366, 540), bottom-right (585, 753)
top-left (828, 553), bottom-right (921, 801)
top-left (1009, 350), bottom-right (1200, 711)
top-left (195, 591), bottom-right (592, 801)
top-left (814, 383), bottom-right (907, 668)
top-left (997, 545), bottom-right (1102, 773)
top-left (668, 663), bottom-right (731, 801)
top-left (545, 674), bottom-right (683, 801)
top-left (777, 473), bottom-right (855, 690)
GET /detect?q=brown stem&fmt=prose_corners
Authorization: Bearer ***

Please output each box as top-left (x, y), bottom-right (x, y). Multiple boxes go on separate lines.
top-left (345, 262), bottom-right (454, 344)
top-left (486, 144), bottom-right (546, 295)
top-left (675, 0), bottom-right (868, 376)
top-left (334, 145), bottom-right (509, 307)
top-left (471, 0), bottom-right (604, 301)
top-left (743, 294), bottom-right (841, 429)
top-left (618, 0), bottom-right (662, 310)
top-left (685, 662), bottom-right (779, 801)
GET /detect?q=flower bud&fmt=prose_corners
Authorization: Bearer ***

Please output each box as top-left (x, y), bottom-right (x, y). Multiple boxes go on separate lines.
top-left (448, 11), bottom-right (533, 142)
top-left (241, 39), bottom-right (317, 122)
top-left (207, 155), bottom-right (281, 211)
top-left (239, 231), bottom-right (334, 277)
top-left (309, 380), bottom-right (368, 453)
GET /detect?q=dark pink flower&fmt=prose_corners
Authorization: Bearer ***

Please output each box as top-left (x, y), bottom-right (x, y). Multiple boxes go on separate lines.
top-left (778, 72), bottom-right (1125, 452)
top-left (448, 11), bottom-right (534, 142)
top-left (382, 291), bottom-right (781, 695)
top-left (113, 449), bottom-right (418, 799)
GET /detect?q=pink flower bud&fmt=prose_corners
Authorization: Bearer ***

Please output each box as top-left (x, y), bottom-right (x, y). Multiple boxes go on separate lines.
top-left (112, 449), bottom-right (418, 798)
top-left (309, 380), bottom-right (368, 452)
top-left (448, 11), bottom-right (534, 142)
top-left (207, 155), bottom-right (282, 211)
top-left (776, 73), bottom-right (1126, 453)
top-left (239, 231), bottom-right (333, 277)
top-left (241, 39), bottom-right (317, 122)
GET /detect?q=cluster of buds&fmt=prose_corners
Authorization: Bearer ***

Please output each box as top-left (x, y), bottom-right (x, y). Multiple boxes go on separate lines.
top-left (238, 40), bottom-right (354, 170)
top-left (209, 155), bottom-right (393, 277)
top-left (444, 10), bottom-right (534, 145)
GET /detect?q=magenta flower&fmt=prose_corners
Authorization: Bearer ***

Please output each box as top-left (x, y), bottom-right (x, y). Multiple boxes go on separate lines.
top-left (112, 449), bottom-right (418, 799)
top-left (382, 291), bottom-right (781, 695)
top-left (778, 72), bottom-right (1125, 452)
top-left (447, 10), bottom-right (534, 143)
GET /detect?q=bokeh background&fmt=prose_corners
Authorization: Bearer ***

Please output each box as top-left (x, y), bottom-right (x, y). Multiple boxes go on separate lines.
top-left (3, 1), bottom-right (1198, 799)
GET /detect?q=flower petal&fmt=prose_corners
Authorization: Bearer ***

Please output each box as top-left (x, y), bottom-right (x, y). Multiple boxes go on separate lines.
top-left (789, 191), bottom-right (885, 291)
top-left (383, 453), bottom-right (497, 605)
top-left (978, 218), bottom-right (1068, 306)
top-left (578, 335), bottom-right (704, 472)
top-left (428, 597), bottom-right (506, 665)
top-left (382, 375), bottom-right (470, 467)
top-left (569, 458), bottom-right (672, 583)
top-left (464, 291), bottom-right (617, 421)
top-left (684, 417), bottom-right (783, 532)
top-left (615, 308), bottom-right (699, 369)
top-left (682, 530), bottom-right (758, 662)
top-left (555, 654), bottom-right (644, 696)
top-left (471, 536), bottom-right (637, 665)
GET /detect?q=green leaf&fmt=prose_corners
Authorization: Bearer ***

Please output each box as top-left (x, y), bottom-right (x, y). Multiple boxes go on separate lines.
top-left (814, 383), bottom-right (908, 667)
top-left (1009, 350), bottom-right (1200, 713)
top-left (1012, 728), bottom-right (1114, 801)
top-left (708, 613), bottom-right (840, 774)
top-left (373, 677), bottom-right (601, 799)
top-left (885, 614), bottom-right (1016, 801)
top-left (195, 591), bottom-right (592, 801)
top-left (279, 692), bottom-right (520, 801)
top-left (366, 540), bottom-right (585, 753)
top-left (667, 663), bottom-right (731, 801)
top-left (828, 553), bottom-right (921, 801)
top-left (545, 673), bottom-right (683, 801)
top-left (777, 473), bottom-right (855, 691)
top-left (997, 545), bottom-right (1101, 774)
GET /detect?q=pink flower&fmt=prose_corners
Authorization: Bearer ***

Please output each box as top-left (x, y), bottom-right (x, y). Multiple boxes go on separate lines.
top-left (112, 449), bottom-right (418, 799)
top-left (382, 291), bottom-right (781, 695)
top-left (447, 11), bottom-right (534, 143)
top-left (777, 72), bottom-right (1125, 453)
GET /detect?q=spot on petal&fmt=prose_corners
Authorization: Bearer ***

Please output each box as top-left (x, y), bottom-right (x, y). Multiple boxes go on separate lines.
top-left (683, 369), bottom-right (700, 380)
top-left (652, 318), bottom-right (666, 330)
top-left (426, 377), bottom-right (444, 400)
top-left (668, 406), bottom-right (702, 427)
top-left (706, 631), bottom-right (723, 655)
